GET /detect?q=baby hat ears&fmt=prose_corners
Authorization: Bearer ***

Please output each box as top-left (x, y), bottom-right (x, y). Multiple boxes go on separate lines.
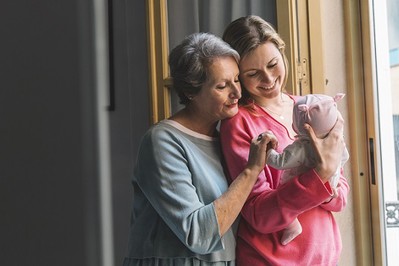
top-left (333, 93), bottom-right (345, 102)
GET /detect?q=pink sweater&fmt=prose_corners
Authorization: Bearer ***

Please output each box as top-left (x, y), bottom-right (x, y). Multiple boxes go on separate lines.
top-left (220, 98), bottom-right (349, 266)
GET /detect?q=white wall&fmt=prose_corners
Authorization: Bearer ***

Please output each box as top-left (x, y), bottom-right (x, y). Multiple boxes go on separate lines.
top-left (321, 1), bottom-right (357, 265)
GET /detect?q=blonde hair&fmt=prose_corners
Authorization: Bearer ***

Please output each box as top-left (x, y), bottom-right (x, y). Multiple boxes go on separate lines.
top-left (223, 15), bottom-right (289, 108)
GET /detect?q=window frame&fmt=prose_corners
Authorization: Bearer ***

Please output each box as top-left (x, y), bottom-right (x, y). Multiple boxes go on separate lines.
top-left (343, 0), bottom-right (381, 265)
top-left (146, 0), bottom-right (171, 124)
top-left (146, 0), bottom-right (314, 123)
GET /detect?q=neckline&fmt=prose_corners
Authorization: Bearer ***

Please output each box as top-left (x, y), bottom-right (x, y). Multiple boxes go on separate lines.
top-left (163, 120), bottom-right (218, 141)
top-left (257, 93), bottom-right (293, 120)
top-left (254, 95), bottom-right (297, 140)
top-left (260, 105), bottom-right (285, 120)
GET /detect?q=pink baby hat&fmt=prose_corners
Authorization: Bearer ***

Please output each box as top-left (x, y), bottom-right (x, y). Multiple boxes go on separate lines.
top-left (292, 93), bottom-right (345, 138)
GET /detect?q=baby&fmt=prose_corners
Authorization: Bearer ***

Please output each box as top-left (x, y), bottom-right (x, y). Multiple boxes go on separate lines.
top-left (267, 93), bottom-right (350, 245)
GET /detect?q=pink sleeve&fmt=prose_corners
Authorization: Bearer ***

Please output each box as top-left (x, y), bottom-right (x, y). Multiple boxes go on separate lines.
top-left (220, 113), bottom-right (336, 234)
top-left (320, 168), bottom-right (350, 212)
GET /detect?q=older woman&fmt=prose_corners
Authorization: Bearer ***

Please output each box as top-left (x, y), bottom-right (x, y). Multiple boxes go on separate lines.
top-left (122, 32), bottom-right (276, 266)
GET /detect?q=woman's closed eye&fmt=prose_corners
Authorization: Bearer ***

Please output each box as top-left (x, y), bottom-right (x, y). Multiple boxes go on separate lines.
top-left (217, 83), bottom-right (227, 89)
top-left (267, 58), bottom-right (279, 68)
top-left (268, 62), bottom-right (278, 68)
top-left (247, 71), bottom-right (259, 77)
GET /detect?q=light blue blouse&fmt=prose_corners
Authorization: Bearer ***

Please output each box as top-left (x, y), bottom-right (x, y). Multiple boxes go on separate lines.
top-left (123, 120), bottom-right (236, 266)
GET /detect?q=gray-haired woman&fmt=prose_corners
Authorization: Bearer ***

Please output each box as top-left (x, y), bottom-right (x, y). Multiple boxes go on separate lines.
top-left (122, 32), bottom-right (277, 265)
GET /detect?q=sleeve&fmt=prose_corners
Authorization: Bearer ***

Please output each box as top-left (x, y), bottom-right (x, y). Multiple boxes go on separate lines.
top-left (220, 115), bottom-right (334, 234)
top-left (320, 168), bottom-right (350, 212)
top-left (134, 128), bottom-right (223, 254)
top-left (266, 142), bottom-right (306, 170)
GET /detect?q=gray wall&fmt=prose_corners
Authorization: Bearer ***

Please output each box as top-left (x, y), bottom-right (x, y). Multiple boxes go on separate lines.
top-left (0, 0), bottom-right (149, 265)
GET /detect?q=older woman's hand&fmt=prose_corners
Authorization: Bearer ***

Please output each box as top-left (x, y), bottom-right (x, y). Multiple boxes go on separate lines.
top-left (305, 113), bottom-right (345, 183)
top-left (247, 131), bottom-right (278, 173)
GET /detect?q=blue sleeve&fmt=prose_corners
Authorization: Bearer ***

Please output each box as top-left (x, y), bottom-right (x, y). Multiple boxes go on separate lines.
top-left (133, 127), bottom-right (224, 254)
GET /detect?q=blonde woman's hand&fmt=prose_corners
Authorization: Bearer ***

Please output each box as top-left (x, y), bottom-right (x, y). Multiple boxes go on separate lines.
top-left (305, 114), bottom-right (345, 183)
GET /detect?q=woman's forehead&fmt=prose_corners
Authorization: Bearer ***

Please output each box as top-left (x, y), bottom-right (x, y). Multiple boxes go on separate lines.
top-left (240, 42), bottom-right (280, 68)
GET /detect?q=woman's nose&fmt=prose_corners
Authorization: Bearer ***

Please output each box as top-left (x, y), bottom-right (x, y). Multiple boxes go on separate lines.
top-left (230, 82), bottom-right (241, 98)
top-left (260, 69), bottom-right (273, 83)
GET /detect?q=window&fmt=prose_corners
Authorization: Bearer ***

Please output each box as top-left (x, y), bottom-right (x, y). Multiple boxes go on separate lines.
top-left (146, 0), bottom-right (324, 123)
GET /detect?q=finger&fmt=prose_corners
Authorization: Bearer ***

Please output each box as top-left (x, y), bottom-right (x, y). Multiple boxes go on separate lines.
top-left (304, 124), bottom-right (322, 162)
top-left (304, 123), bottom-right (317, 142)
top-left (264, 133), bottom-right (278, 142)
top-left (252, 134), bottom-right (268, 148)
top-left (264, 133), bottom-right (278, 146)
top-left (331, 117), bottom-right (344, 136)
top-left (256, 130), bottom-right (274, 141)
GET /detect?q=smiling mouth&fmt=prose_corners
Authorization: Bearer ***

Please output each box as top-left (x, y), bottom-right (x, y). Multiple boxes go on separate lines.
top-left (259, 80), bottom-right (276, 90)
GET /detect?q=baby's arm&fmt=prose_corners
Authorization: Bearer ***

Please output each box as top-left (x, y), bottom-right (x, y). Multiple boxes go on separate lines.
top-left (266, 141), bottom-right (306, 170)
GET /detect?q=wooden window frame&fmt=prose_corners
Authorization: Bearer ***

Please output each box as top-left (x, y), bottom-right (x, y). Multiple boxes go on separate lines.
top-left (277, 0), bottom-right (325, 96)
top-left (145, 0), bottom-right (328, 122)
top-left (146, 0), bottom-right (305, 123)
top-left (146, 0), bottom-right (171, 124)
top-left (343, 0), bottom-right (378, 265)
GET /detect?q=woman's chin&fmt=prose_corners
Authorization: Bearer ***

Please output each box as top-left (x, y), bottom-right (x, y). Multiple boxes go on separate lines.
top-left (225, 105), bottom-right (239, 117)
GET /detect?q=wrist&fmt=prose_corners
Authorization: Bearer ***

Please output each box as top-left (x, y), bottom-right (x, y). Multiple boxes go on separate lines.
top-left (243, 166), bottom-right (262, 180)
top-left (314, 165), bottom-right (333, 183)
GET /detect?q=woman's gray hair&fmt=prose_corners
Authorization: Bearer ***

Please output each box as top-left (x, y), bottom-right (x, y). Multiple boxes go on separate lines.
top-left (169, 32), bottom-right (240, 105)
